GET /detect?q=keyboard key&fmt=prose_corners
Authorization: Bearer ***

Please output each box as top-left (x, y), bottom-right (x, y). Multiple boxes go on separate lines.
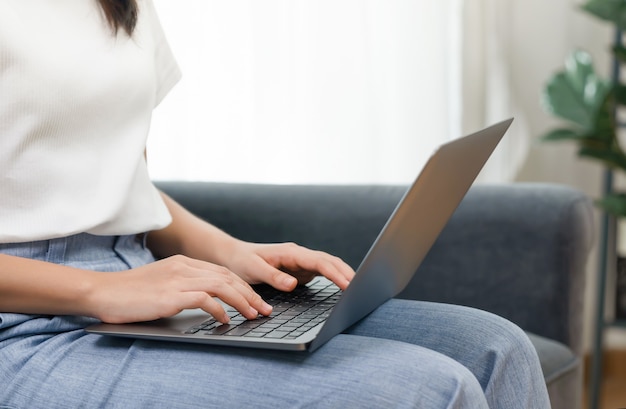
top-left (264, 331), bottom-right (291, 339)
top-left (223, 327), bottom-right (253, 336)
top-left (204, 324), bottom-right (234, 336)
top-left (243, 330), bottom-right (271, 338)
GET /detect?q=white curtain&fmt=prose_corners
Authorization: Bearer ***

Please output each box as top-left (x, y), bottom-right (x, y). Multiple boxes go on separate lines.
top-left (460, 0), bottom-right (530, 183)
top-left (148, 0), bottom-right (523, 185)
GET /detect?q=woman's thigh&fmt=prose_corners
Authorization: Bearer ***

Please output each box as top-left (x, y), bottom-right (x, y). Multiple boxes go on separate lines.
top-left (0, 329), bottom-right (487, 409)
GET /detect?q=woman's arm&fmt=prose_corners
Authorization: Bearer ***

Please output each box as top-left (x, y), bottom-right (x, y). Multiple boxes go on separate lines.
top-left (0, 254), bottom-right (100, 317)
top-left (0, 191), bottom-right (353, 325)
top-left (147, 192), bottom-right (355, 292)
top-left (0, 250), bottom-right (271, 324)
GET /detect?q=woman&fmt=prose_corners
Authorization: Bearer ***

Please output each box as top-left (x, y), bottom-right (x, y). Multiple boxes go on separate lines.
top-left (0, 1), bottom-right (551, 407)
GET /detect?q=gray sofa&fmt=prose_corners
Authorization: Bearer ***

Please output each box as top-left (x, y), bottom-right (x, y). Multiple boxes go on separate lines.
top-left (156, 181), bottom-right (594, 409)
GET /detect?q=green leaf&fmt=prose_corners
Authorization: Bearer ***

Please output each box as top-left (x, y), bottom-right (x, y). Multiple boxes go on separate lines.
top-left (564, 50), bottom-right (595, 95)
top-left (579, 145), bottom-right (626, 171)
top-left (542, 50), bottom-right (612, 130)
top-left (592, 87), bottom-right (617, 142)
top-left (597, 192), bottom-right (626, 218)
top-left (541, 128), bottom-right (588, 141)
top-left (582, 0), bottom-right (626, 31)
top-left (613, 44), bottom-right (626, 64)
top-left (615, 83), bottom-right (626, 106)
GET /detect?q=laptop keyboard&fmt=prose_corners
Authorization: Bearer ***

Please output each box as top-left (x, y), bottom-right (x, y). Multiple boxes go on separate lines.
top-left (183, 278), bottom-right (341, 340)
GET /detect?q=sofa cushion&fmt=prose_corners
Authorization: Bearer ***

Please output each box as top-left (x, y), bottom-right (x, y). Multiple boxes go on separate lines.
top-left (526, 332), bottom-right (579, 385)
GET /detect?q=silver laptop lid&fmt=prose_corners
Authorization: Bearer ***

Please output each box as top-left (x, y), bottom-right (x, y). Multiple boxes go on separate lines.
top-left (310, 118), bottom-right (512, 350)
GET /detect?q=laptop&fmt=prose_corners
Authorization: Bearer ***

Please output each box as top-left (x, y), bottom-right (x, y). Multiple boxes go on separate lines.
top-left (87, 118), bottom-right (513, 352)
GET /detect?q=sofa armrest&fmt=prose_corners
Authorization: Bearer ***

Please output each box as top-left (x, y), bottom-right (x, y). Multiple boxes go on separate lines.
top-left (399, 183), bottom-right (594, 355)
top-left (155, 181), bottom-right (594, 354)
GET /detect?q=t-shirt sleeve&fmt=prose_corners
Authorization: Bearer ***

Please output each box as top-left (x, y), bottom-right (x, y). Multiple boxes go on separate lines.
top-left (144, 0), bottom-right (182, 106)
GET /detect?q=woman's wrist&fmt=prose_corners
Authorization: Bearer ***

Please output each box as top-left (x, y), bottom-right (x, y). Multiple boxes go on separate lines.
top-left (149, 190), bottom-right (242, 265)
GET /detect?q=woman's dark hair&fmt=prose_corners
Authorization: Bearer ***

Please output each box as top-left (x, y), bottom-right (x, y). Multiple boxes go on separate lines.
top-left (97, 0), bottom-right (139, 36)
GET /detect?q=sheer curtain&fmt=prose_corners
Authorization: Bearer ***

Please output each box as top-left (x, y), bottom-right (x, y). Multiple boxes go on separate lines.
top-left (147, 0), bottom-right (520, 185)
top-left (461, 0), bottom-right (529, 183)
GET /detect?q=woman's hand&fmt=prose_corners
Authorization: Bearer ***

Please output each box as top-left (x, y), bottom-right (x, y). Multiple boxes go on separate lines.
top-left (88, 255), bottom-right (273, 324)
top-left (139, 192), bottom-right (355, 324)
top-left (221, 240), bottom-right (356, 292)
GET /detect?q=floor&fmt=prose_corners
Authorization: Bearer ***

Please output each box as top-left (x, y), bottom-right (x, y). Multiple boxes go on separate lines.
top-left (584, 377), bottom-right (626, 409)
top-left (584, 350), bottom-right (626, 409)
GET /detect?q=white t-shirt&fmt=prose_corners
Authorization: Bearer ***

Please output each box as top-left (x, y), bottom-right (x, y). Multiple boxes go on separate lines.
top-left (0, 0), bottom-right (181, 243)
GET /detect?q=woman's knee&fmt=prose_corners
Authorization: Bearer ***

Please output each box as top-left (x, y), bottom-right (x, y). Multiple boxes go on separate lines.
top-left (467, 308), bottom-right (539, 366)
top-left (420, 302), bottom-right (538, 365)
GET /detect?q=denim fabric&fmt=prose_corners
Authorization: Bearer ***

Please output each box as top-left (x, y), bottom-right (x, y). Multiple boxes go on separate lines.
top-left (0, 234), bottom-right (550, 408)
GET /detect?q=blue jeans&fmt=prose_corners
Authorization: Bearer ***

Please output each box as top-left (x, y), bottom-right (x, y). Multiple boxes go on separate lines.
top-left (0, 234), bottom-right (551, 408)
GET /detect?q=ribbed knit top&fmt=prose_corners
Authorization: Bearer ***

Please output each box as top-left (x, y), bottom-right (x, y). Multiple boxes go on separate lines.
top-left (0, 0), bottom-right (181, 243)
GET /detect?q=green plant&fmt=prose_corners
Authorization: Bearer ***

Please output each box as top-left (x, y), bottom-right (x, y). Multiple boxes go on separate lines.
top-left (541, 0), bottom-right (626, 216)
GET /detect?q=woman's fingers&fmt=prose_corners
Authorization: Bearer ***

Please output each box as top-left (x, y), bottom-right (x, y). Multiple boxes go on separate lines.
top-left (304, 251), bottom-right (354, 289)
top-left (248, 243), bottom-right (356, 291)
top-left (171, 256), bottom-right (273, 321)
top-left (181, 275), bottom-right (271, 321)
top-left (94, 255), bottom-right (272, 324)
